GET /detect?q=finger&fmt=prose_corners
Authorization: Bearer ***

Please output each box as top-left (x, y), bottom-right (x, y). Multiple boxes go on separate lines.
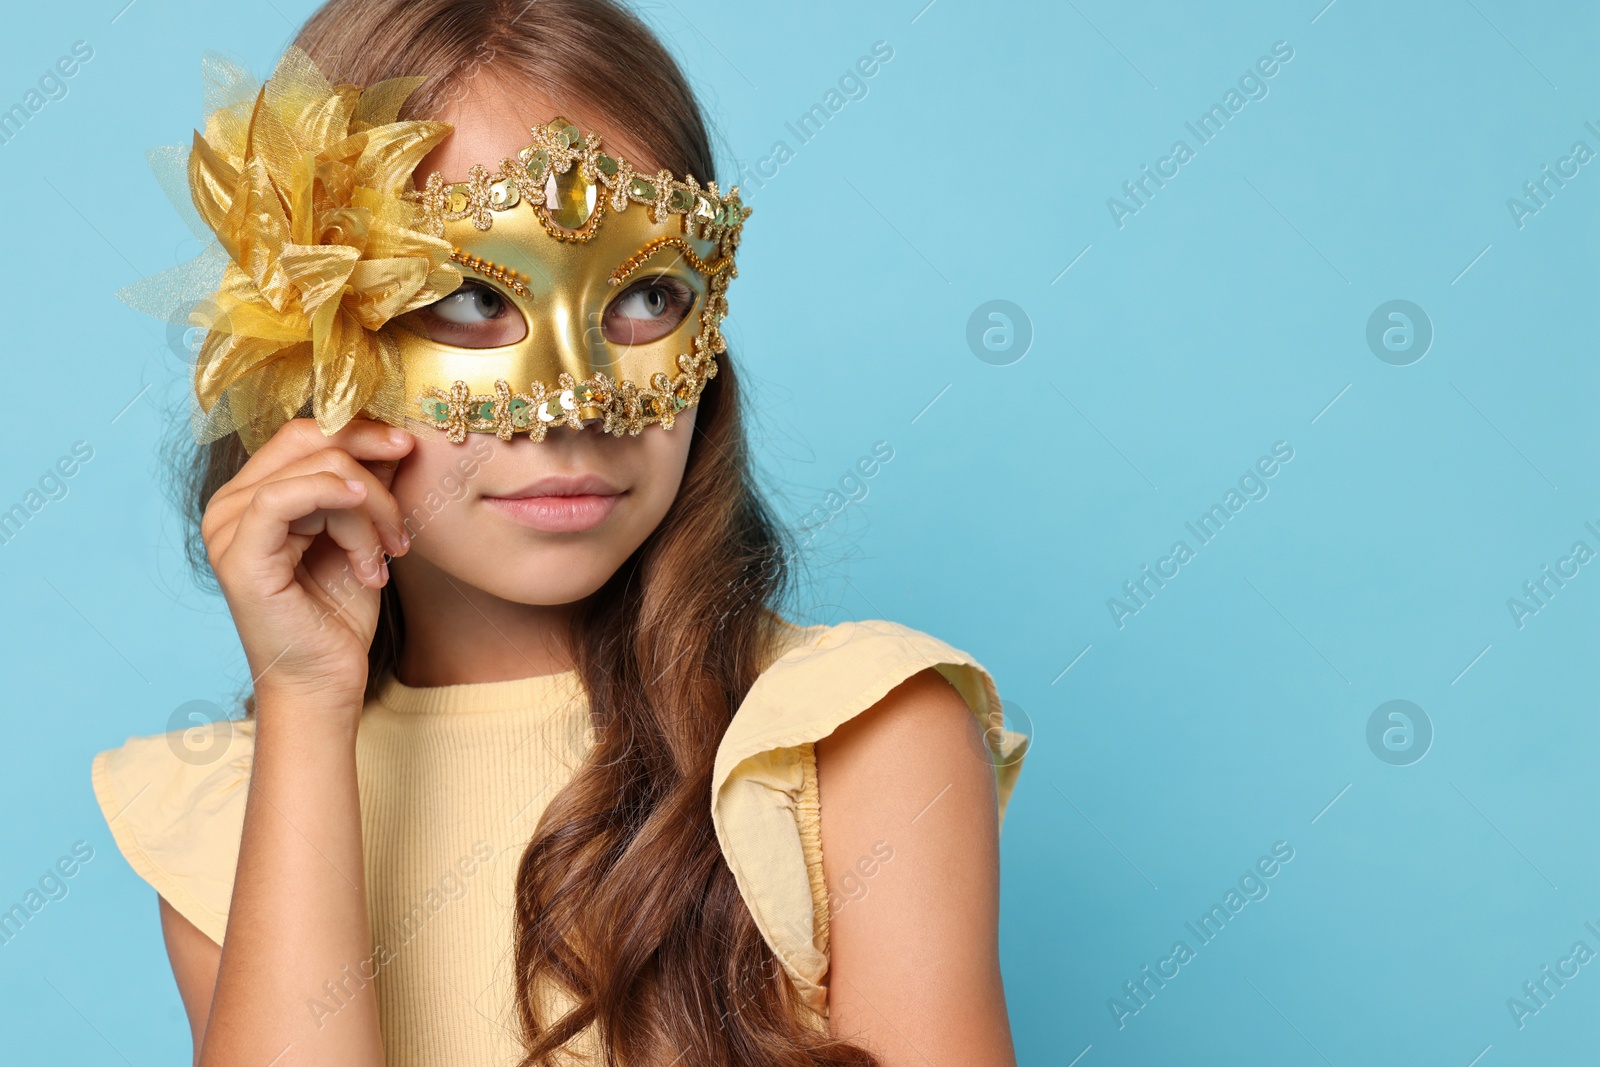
top-left (292, 502), bottom-right (390, 589)
top-left (366, 457), bottom-right (400, 494)
top-left (211, 446), bottom-right (410, 560)
top-left (221, 472), bottom-right (387, 593)
top-left (207, 417), bottom-right (411, 553)
top-left (274, 448), bottom-right (409, 555)
top-left (232, 417), bottom-right (415, 495)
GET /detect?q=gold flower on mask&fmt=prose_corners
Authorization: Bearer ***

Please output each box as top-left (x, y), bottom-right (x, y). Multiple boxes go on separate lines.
top-left (182, 46), bottom-right (463, 453)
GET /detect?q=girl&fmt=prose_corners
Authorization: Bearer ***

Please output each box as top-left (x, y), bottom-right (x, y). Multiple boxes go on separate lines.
top-left (92, 1), bottom-right (1028, 1064)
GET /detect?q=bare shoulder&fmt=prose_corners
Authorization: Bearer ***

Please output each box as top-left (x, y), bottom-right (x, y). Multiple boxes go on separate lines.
top-left (813, 667), bottom-right (1017, 1066)
top-left (814, 666), bottom-right (996, 822)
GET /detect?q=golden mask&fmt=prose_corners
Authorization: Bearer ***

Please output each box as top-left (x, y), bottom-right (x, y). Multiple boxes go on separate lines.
top-left (401, 117), bottom-right (752, 444)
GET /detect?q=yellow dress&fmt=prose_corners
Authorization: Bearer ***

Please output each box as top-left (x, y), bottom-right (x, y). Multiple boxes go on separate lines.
top-left (91, 617), bottom-right (1028, 1065)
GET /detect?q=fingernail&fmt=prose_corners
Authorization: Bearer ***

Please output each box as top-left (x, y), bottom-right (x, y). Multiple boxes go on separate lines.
top-left (345, 479), bottom-right (365, 495)
top-left (390, 427), bottom-right (409, 445)
top-left (382, 559), bottom-right (390, 582)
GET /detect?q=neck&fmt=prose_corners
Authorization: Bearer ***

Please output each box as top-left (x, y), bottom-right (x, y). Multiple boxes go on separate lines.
top-left (389, 553), bottom-right (583, 687)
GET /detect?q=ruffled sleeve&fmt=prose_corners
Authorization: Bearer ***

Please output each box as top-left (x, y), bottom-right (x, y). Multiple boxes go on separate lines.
top-left (710, 618), bottom-right (1029, 1023)
top-left (90, 718), bottom-right (257, 945)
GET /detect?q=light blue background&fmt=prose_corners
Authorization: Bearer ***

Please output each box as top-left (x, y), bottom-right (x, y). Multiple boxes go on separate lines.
top-left (1, 1), bottom-right (1596, 1063)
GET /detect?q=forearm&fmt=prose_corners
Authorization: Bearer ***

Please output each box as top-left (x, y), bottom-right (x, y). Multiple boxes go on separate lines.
top-left (199, 704), bottom-right (382, 1067)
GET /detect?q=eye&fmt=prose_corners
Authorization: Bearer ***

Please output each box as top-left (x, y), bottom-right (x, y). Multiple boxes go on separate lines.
top-left (397, 280), bottom-right (527, 348)
top-left (602, 276), bottom-right (696, 345)
top-left (435, 282), bottom-right (506, 324)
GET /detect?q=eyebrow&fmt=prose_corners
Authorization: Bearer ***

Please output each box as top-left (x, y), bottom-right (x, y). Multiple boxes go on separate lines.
top-left (609, 237), bottom-right (731, 287)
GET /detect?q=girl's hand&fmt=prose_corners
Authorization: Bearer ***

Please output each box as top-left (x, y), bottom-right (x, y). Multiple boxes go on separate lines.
top-left (201, 417), bottom-right (415, 721)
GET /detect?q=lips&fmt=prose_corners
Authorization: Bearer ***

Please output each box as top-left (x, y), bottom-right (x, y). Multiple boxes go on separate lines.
top-left (491, 473), bottom-right (623, 499)
top-left (483, 473), bottom-right (625, 533)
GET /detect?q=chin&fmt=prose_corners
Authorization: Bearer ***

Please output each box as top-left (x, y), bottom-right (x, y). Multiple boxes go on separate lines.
top-left (485, 569), bottom-right (618, 607)
top-left (421, 526), bottom-right (641, 606)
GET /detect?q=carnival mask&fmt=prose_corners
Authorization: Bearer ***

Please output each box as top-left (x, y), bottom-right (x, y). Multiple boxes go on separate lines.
top-left (400, 116), bottom-right (750, 443)
top-left (115, 47), bottom-right (750, 454)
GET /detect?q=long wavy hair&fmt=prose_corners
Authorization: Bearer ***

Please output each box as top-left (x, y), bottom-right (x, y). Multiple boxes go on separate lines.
top-left (170, 0), bottom-right (874, 1063)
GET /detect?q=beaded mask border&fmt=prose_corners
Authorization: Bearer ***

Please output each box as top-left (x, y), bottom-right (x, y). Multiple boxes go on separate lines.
top-left (409, 116), bottom-right (751, 243)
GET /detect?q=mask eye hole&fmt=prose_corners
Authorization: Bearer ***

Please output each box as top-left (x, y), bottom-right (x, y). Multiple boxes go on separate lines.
top-left (396, 280), bottom-right (527, 348)
top-left (602, 275), bottom-right (696, 345)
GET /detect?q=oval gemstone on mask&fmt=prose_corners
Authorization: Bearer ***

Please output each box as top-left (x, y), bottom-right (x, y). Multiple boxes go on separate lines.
top-left (544, 165), bottom-right (598, 230)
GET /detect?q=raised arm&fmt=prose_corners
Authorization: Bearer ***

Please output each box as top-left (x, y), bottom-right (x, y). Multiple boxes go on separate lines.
top-left (168, 418), bottom-right (414, 1067)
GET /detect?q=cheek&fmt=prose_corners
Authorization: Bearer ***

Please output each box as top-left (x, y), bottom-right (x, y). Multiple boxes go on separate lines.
top-left (391, 433), bottom-right (493, 518)
top-left (644, 410), bottom-right (697, 503)
top-left (606, 411), bottom-right (697, 535)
